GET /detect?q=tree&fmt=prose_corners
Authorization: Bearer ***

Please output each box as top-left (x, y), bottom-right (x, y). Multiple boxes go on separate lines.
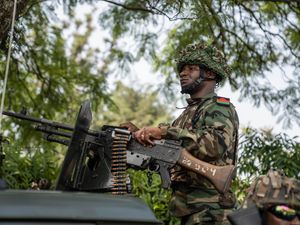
top-left (0, 3), bottom-right (114, 145)
top-left (0, 1), bottom-right (93, 45)
top-left (2, 0), bottom-right (300, 126)
top-left (0, 0), bottom-right (34, 46)
top-left (0, 2), bottom-right (114, 190)
top-left (94, 0), bottom-right (300, 128)
top-left (94, 81), bottom-right (173, 127)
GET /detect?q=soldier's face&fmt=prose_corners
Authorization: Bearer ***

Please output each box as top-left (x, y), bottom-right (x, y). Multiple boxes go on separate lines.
top-left (179, 64), bottom-right (201, 88)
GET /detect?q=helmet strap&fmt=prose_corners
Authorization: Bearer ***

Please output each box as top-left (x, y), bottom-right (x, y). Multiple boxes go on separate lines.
top-left (180, 68), bottom-right (215, 94)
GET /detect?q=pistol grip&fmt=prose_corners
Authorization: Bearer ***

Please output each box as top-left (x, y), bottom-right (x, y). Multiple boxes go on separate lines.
top-left (156, 161), bottom-right (171, 189)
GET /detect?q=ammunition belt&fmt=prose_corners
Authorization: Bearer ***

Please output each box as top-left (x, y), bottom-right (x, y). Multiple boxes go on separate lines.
top-left (111, 129), bottom-right (130, 195)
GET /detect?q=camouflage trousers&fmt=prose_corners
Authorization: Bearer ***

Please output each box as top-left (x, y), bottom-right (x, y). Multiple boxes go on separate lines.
top-left (180, 208), bottom-right (233, 225)
top-left (169, 183), bottom-right (236, 225)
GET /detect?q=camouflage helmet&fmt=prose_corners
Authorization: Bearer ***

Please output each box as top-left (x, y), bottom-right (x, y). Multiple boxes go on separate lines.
top-left (243, 169), bottom-right (300, 210)
top-left (175, 42), bottom-right (231, 81)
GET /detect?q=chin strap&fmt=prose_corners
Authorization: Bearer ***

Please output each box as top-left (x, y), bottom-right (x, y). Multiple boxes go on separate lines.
top-left (181, 69), bottom-right (215, 94)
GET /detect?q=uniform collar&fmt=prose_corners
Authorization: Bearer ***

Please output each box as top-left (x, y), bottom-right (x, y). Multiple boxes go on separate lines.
top-left (186, 92), bottom-right (216, 105)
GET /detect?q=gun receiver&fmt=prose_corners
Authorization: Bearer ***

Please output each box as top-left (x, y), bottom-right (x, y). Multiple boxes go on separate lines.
top-left (2, 101), bottom-right (235, 194)
top-left (128, 139), bottom-right (235, 193)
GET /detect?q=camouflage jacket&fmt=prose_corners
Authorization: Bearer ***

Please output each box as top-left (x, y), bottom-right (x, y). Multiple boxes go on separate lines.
top-left (160, 92), bottom-right (239, 217)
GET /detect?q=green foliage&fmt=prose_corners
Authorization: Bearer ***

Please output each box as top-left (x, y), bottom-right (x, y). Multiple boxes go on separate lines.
top-left (234, 127), bottom-right (300, 203)
top-left (0, 3), bottom-right (113, 150)
top-left (231, 177), bottom-right (250, 204)
top-left (128, 169), bottom-right (180, 225)
top-left (2, 139), bottom-right (60, 189)
top-left (238, 128), bottom-right (300, 179)
top-left (94, 81), bottom-right (173, 128)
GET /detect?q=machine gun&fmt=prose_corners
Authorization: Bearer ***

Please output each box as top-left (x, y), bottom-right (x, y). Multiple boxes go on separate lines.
top-left (2, 100), bottom-right (235, 194)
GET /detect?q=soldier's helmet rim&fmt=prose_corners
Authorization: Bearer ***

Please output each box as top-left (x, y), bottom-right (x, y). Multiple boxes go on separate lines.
top-left (175, 42), bottom-right (231, 81)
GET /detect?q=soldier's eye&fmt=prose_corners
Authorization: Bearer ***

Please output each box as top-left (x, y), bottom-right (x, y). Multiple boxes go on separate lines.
top-left (190, 65), bottom-right (199, 71)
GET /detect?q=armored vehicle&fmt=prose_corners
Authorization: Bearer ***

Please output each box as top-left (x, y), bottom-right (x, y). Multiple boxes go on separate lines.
top-left (0, 190), bottom-right (161, 225)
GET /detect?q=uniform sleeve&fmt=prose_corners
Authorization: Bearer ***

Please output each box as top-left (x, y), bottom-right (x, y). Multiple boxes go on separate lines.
top-left (162, 104), bottom-right (236, 161)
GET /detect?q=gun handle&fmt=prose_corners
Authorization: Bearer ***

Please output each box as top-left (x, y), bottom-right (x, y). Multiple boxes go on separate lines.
top-left (178, 149), bottom-right (235, 194)
top-left (155, 161), bottom-right (171, 189)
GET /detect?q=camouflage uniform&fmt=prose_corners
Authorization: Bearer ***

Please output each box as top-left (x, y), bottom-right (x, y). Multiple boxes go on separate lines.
top-left (159, 42), bottom-right (239, 225)
top-left (227, 170), bottom-right (300, 225)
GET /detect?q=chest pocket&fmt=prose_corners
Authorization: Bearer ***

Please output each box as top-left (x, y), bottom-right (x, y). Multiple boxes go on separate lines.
top-left (191, 99), bottom-right (213, 129)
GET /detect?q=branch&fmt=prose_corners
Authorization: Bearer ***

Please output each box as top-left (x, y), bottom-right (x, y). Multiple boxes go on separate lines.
top-left (101, 0), bottom-right (200, 21)
top-left (203, 1), bottom-right (226, 43)
top-left (254, 0), bottom-right (300, 2)
top-left (275, 4), bottom-right (300, 32)
top-left (239, 2), bottom-right (300, 60)
top-left (101, 0), bottom-right (153, 13)
top-left (11, 56), bottom-right (38, 109)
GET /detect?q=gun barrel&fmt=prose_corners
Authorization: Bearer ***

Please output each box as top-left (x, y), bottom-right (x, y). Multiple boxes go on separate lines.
top-left (2, 110), bottom-right (74, 131)
top-left (2, 110), bottom-right (99, 138)
top-left (35, 125), bottom-right (72, 138)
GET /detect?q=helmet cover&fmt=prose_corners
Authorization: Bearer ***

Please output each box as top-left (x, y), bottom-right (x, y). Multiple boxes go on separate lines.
top-left (176, 42), bottom-right (231, 81)
top-left (244, 169), bottom-right (300, 210)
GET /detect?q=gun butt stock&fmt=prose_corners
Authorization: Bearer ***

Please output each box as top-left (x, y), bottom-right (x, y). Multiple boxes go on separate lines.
top-left (178, 149), bottom-right (235, 194)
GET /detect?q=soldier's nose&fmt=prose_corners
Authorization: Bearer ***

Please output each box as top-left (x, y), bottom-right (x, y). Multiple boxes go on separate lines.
top-left (179, 69), bottom-right (188, 78)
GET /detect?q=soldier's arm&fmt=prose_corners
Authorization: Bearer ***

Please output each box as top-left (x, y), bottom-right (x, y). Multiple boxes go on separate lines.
top-left (160, 103), bottom-right (237, 161)
top-left (194, 103), bottom-right (237, 160)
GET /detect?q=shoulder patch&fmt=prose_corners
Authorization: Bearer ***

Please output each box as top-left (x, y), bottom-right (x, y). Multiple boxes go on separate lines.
top-left (216, 96), bottom-right (230, 106)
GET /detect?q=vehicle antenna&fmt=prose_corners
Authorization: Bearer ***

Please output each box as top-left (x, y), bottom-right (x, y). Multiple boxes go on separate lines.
top-left (0, 0), bottom-right (18, 186)
top-left (0, 0), bottom-right (18, 132)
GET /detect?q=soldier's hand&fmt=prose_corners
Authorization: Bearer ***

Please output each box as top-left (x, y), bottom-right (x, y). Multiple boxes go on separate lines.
top-left (119, 122), bottom-right (139, 132)
top-left (134, 127), bottom-right (162, 146)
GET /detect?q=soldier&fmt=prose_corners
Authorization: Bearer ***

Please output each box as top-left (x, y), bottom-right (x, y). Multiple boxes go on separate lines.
top-left (121, 42), bottom-right (239, 225)
top-left (227, 169), bottom-right (300, 225)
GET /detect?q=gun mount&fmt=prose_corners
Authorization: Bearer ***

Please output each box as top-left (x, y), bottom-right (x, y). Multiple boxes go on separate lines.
top-left (0, 101), bottom-right (163, 225)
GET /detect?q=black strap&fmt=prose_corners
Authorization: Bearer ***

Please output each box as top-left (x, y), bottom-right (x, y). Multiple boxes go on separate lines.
top-left (191, 97), bottom-right (212, 129)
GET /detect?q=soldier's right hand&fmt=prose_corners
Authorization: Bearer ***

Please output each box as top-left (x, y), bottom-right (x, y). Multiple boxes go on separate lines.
top-left (119, 122), bottom-right (139, 132)
top-left (134, 127), bottom-right (162, 146)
